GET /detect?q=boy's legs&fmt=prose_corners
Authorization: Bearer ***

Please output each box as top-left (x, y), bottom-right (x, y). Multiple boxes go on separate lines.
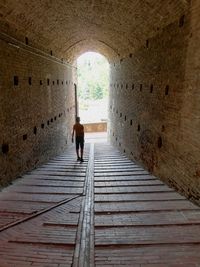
top-left (80, 148), bottom-right (83, 160)
top-left (80, 137), bottom-right (84, 162)
top-left (76, 137), bottom-right (81, 160)
top-left (76, 149), bottom-right (80, 160)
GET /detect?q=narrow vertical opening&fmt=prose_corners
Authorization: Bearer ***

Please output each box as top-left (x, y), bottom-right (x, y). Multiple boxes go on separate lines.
top-left (14, 76), bottom-right (19, 86)
top-left (179, 15), bottom-right (185, 27)
top-left (76, 52), bottom-right (109, 142)
top-left (23, 134), bottom-right (27, 140)
top-left (33, 126), bottom-right (37, 135)
top-left (150, 84), bottom-right (153, 93)
top-left (2, 144), bottom-right (9, 154)
top-left (158, 136), bottom-right (162, 148)
top-left (25, 37), bottom-right (29, 45)
top-left (165, 85), bottom-right (169, 95)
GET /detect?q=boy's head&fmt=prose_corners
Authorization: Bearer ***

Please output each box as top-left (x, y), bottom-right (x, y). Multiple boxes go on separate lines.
top-left (76, 117), bottom-right (80, 123)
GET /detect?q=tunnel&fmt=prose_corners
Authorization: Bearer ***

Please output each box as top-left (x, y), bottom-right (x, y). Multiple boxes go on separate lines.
top-left (1, 0), bottom-right (200, 266)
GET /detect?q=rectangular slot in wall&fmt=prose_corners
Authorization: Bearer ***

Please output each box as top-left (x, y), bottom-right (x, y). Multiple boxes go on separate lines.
top-left (14, 76), bottom-right (18, 86)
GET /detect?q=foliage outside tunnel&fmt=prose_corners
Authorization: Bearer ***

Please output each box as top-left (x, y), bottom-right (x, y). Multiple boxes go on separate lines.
top-left (77, 52), bottom-right (109, 124)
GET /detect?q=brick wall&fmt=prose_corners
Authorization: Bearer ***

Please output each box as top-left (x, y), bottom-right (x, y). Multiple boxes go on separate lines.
top-left (0, 38), bottom-right (76, 186)
top-left (108, 8), bottom-right (200, 204)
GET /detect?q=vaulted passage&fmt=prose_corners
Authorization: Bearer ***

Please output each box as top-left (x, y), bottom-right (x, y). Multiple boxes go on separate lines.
top-left (1, 0), bottom-right (200, 265)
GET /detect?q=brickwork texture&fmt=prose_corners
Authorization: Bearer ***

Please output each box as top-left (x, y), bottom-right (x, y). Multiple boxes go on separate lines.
top-left (109, 1), bottom-right (200, 204)
top-left (0, 37), bottom-right (76, 186)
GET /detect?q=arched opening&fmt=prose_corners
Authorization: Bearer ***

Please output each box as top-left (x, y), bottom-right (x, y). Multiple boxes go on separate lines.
top-left (76, 52), bottom-right (110, 142)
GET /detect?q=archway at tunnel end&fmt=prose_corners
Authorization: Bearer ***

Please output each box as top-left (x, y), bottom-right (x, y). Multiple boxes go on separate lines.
top-left (76, 52), bottom-right (110, 142)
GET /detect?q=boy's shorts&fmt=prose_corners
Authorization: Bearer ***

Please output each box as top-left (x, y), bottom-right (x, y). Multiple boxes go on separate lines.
top-left (76, 136), bottom-right (84, 150)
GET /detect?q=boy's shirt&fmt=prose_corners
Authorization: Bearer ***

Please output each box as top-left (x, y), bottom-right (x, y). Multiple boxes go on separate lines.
top-left (73, 123), bottom-right (84, 137)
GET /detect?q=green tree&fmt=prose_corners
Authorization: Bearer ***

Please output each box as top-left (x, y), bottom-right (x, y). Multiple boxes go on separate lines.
top-left (77, 52), bottom-right (109, 101)
top-left (92, 84), bottom-right (103, 100)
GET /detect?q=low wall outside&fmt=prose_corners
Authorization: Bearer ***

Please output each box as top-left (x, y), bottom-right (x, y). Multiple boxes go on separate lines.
top-left (83, 122), bottom-right (107, 133)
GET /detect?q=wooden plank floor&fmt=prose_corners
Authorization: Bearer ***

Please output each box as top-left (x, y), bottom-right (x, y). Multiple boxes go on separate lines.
top-left (94, 144), bottom-right (200, 267)
top-left (0, 144), bottom-right (90, 267)
top-left (0, 142), bottom-right (200, 266)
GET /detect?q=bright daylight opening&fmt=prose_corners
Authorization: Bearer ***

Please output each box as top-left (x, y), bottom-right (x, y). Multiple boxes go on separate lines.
top-left (77, 52), bottom-right (109, 142)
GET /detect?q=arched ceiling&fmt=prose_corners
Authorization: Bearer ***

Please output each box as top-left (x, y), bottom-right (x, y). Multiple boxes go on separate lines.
top-left (0, 0), bottom-right (189, 63)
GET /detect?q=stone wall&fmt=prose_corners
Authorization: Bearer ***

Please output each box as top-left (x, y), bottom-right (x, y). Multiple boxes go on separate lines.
top-left (108, 10), bottom-right (200, 204)
top-left (0, 37), bottom-right (76, 186)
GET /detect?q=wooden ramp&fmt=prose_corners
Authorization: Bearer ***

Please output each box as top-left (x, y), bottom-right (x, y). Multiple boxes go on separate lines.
top-left (0, 143), bottom-right (200, 266)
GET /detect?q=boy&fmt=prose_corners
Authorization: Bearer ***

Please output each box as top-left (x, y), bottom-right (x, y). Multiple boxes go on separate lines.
top-left (72, 117), bottom-right (84, 162)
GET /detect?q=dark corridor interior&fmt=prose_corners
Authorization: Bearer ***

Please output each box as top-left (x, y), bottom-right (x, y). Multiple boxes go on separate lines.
top-left (1, 0), bottom-right (200, 266)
